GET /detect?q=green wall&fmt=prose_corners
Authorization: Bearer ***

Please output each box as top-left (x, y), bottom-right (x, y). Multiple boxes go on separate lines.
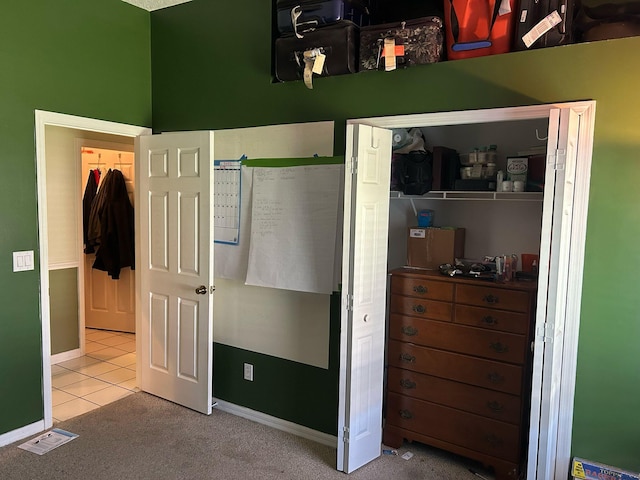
top-left (0, 1), bottom-right (151, 435)
top-left (151, 0), bottom-right (640, 472)
top-left (50, 268), bottom-right (80, 355)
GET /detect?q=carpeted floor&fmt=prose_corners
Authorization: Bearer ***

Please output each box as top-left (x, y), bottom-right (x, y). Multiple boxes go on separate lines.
top-left (0, 392), bottom-right (495, 480)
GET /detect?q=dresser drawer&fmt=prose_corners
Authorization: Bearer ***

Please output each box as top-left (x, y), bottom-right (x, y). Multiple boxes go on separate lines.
top-left (387, 366), bottom-right (522, 424)
top-left (455, 304), bottom-right (529, 335)
top-left (389, 315), bottom-right (527, 364)
top-left (455, 284), bottom-right (530, 313)
top-left (391, 275), bottom-right (454, 302)
top-left (389, 295), bottom-right (453, 322)
top-left (385, 392), bottom-right (520, 462)
top-left (387, 340), bottom-right (523, 395)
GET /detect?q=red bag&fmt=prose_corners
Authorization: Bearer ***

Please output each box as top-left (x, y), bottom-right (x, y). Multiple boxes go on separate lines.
top-left (444, 0), bottom-right (517, 60)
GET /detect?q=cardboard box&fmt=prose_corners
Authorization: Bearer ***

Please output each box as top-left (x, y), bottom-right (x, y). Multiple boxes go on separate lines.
top-left (572, 457), bottom-right (640, 480)
top-left (407, 227), bottom-right (465, 269)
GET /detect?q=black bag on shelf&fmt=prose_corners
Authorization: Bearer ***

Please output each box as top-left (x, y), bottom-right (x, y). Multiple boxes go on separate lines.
top-left (359, 17), bottom-right (444, 71)
top-left (394, 151), bottom-right (433, 195)
top-left (514, 0), bottom-right (578, 50)
top-left (276, 0), bottom-right (371, 37)
top-left (275, 21), bottom-right (359, 85)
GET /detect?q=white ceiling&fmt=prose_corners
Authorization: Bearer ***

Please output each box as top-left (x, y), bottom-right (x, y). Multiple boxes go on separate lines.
top-left (121, 0), bottom-right (192, 11)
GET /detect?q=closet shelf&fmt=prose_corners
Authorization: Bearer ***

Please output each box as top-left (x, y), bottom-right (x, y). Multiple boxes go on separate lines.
top-left (390, 191), bottom-right (544, 202)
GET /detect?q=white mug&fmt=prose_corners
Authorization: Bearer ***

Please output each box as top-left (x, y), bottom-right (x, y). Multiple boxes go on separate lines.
top-left (513, 180), bottom-right (525, 192)
top-left (502, 180), bottom-right (513, 192)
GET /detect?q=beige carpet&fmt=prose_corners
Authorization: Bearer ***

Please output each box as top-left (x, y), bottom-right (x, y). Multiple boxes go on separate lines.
top-left (0, 392), bottom-right (495, 480)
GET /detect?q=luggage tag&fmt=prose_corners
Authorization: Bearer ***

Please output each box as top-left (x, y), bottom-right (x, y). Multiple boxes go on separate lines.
top-left (302, 48), bottom-right (326, 89)
top-left (521, 10), bottom-right (562, 48)
top-left (377, 37), bottom-right (405, 71)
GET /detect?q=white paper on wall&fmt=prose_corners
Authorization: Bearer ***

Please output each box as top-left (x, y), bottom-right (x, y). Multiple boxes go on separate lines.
top-left (245, 164), bottom-right (341, 294)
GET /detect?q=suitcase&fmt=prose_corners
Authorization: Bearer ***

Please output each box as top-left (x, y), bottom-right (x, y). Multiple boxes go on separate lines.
top-left (574, 1), bottom-right (640, 41)
top-left (514, 0), bottom-right (577, 50)
top-left (275, 21), bottom-right (359, 87)
top-left (431, 146), bottom-right (460, 191)
top-left (359, 17), bottom-right (444, 71)
top-left (444, 0), bottom-right (517, 60)
top-left (276, 0), bottom-right (371, 37)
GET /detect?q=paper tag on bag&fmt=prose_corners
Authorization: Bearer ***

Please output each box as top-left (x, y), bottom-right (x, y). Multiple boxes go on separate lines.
top-left (522, 10), bottom-right (562, 48)
top-left (312, 53), bottom-right (326, 75)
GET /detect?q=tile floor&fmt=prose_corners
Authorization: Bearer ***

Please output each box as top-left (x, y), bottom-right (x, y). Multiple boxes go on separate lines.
top-left (51, 328), bottom-right (138, 423)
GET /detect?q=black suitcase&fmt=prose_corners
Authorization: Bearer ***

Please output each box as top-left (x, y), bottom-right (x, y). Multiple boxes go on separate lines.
top-left (275, 21), bottom-right (359, 85)
top-left (276, 0), bottom-right (371, 37)
top-left (359, 16), bottom-right (444, 71)
top-left (514, 0), bottom-right (577, 50)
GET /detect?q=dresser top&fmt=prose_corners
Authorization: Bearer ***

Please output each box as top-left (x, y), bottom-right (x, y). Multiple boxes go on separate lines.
top-left (389, 267), bottom-right (538, 292)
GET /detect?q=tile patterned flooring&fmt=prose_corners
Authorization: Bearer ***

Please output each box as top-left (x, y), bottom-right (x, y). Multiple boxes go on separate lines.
top-left (51, 328), bottom-right (138, 423)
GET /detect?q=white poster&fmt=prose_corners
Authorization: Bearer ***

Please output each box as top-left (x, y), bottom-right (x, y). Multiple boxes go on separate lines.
top-left (246, 164), bottom-right (341, 294)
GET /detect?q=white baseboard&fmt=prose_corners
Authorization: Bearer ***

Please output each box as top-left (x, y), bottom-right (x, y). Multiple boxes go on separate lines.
top-left (213, 399), bottom-right (337, 448)
top-left (51, 348), bottom-right (82, 365)
top-left (0, 420), bottom-right (45, 448)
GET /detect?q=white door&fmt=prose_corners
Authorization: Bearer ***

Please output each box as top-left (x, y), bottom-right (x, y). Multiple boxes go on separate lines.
top-left (136, 131), bottom-right (214, 415)
top-left (83, 149), bottom-right (136, 333)
top-left (338, 124), bottom-right (392, 473)
top-left (528, 106), bottom-right (585, 479)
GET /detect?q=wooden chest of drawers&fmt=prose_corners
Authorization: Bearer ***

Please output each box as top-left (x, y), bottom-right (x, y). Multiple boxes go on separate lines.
top-left (383, 268), bottom-right (537, 480)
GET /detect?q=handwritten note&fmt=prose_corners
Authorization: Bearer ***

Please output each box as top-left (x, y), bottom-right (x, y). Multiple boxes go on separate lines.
top-left (246, 165), bottom-right (341, 294)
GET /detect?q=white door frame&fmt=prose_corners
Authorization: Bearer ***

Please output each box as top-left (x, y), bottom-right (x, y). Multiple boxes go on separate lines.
top-left (35, 109), bottom-right (151, 430)
top-left (342, 101), bottom-right (595, 478)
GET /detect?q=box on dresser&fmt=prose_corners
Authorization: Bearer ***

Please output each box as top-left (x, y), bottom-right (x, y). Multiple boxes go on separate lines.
top-left (384, 268), bottom-right (537, 480)
top-left (407, 226), bottom-right (465, 270)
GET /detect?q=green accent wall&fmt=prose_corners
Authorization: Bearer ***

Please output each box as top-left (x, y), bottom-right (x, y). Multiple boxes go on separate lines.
top-left (0, 0), bottom-right (151, 435)
top-left (151, 0), bottom-right (640, 472)
top-left (49, 268), bottom-right (80, 355)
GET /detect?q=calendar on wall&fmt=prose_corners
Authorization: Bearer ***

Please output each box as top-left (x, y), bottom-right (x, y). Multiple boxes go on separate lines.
top-left (214, 160), bottom-right (242, 245)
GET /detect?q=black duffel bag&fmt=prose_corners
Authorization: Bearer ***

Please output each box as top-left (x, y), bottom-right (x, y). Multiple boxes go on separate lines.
top-left (394, 151), bottom-right (433, 195)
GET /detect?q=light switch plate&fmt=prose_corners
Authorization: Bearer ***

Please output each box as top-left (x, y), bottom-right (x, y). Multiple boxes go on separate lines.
top-left (13, 250), bottom-right (34, 272)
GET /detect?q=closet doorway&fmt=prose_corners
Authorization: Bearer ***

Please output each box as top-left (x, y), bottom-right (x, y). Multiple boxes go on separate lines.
top-left (81, 145), bottom-right (136, 333)
top-left (37, 112), bottom-right (151, 429)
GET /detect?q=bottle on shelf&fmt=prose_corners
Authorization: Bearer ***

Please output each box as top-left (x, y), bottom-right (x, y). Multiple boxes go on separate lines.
top-left (488, 144), bottom-right (498, 164)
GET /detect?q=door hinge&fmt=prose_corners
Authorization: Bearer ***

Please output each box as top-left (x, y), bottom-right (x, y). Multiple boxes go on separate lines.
top-left (552, 148), bottom-right (566, 171)
top-left (536, 322), bottom-right (554, 344)
top-left (345, 294), bottom-right (354, 312)
top-left (343, 426), bottom-right (349, 443)
top-left (350, 156), bottom-right (358, 175)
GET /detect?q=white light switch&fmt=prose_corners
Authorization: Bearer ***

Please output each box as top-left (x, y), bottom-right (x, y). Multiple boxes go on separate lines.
top-left (13, 250), bottom-right (34, 272)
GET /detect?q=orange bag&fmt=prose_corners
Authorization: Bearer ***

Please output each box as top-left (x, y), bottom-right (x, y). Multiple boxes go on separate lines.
top-left (444, 0), bottom-right (517, 60)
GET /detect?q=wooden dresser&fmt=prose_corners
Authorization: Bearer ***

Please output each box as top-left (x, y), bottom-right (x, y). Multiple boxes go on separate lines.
top-left (383, 268), bottom-right (537, 479)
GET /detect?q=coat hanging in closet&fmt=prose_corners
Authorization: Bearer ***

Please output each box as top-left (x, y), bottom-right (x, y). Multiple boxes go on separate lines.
top-left (85, 169), bottom-right (135, 279)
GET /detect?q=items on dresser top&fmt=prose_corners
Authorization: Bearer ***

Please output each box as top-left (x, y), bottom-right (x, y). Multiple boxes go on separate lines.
top-left (384, 268), bottom-right (537, 480)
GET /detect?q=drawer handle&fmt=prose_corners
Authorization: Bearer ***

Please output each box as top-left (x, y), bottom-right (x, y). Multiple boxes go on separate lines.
top-left (483, 294), bottom-right (499, 304)
top-left (412, 304), bottom-right (426, 314)
top-left (487, 371), bottom-right (505, 384)
top-left (413, 285), bottom-right (427, 294)
top-left (401, 325), bottom-right (418, 336)
top-left (481, 315), bottom-right (498, 326)
top-left (400, 353), bottom-right (416, 363)
top-left (400, 378), bottom-right (416, 389)
top-left (487, 401), bottom-right (504, 413)
top-left (490, 342), bottom-right (509, 354)
top-left (484, 433), bottom-right (503, 448)
top-left (399, 409), bottom-right (413, 420)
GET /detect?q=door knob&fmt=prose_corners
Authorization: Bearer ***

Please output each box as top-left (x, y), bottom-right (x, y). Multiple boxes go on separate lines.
top-left (195, 285), bottom-right (207, 295)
